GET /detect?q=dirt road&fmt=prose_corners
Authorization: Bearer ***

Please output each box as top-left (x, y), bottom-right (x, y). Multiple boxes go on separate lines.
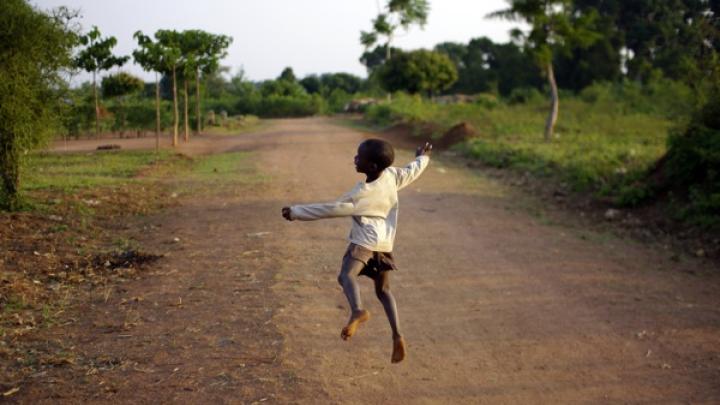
top-left (21, 118), bottom-right (720, 403)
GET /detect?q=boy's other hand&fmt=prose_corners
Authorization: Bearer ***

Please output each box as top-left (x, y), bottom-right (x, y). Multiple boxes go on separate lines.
top-left (416, 142), bottom-right (432, 157)
top-left (282, 206), bottom-right (293, 221)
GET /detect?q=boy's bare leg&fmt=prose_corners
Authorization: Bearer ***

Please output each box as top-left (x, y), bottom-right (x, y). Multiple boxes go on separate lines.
top-left (338, 256), bottom-right (370, 340)
top-left (374, 271), bottom-right (405, 363)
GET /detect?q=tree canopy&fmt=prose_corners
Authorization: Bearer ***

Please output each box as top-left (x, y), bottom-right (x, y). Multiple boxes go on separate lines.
top-left (379, 49), bottom-right (458, 95)
top-left (0, 0), bottom-right (78, 209)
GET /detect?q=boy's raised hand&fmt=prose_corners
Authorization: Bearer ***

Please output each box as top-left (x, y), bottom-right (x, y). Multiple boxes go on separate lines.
top-left (416, 142), bottom-right (432, 157)
top-left (282, 206), bottom-right (293, 221)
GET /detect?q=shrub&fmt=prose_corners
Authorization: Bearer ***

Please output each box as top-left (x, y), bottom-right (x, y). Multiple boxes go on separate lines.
top-left (507, 87), bottom-right (544, 104)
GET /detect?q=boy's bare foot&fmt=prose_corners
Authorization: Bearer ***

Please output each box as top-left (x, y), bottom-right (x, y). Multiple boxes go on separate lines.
top-left (391, 336), bottom-right (406, 363)
top-left (340, 309), bottom-right (370, 340)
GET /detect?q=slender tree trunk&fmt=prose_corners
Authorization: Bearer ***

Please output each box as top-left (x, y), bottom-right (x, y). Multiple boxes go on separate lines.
top-left (93, 70), bottom-right (100, 138)
top-left (183, 79), bottom-right (189, 142)
top-left (155, 72), bottom-right (160, 153)
top-left (195, 66), bottom-right (201, 135)
top-left (0, 138), bottom-right (19, 210)
top-left (172, 65), bottom-right (179, 147)
top-left (386, 38), bottom-right (393, 102)
top-left (544, 62), bottom-right (559, 141)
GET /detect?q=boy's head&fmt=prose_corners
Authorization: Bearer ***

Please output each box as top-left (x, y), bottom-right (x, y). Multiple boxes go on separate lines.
top-left (355, 139), bottom-right (394, 174)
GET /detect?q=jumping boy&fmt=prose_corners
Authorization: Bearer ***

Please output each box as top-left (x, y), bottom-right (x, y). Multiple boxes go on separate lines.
top-left (281, 139), bottom-right (431, 363)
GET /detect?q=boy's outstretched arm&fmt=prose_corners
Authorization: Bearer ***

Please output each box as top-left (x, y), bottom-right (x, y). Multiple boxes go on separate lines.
top-left (281, 199), bottom-right (355, 221)
top-left (393, 142), bottom-right (432, 191)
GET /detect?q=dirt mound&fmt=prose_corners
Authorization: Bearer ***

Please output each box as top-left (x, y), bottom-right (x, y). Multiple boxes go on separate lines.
top-left (437, 121), bottom-right (477, 149)
top-left (379, 122), bottom-right (441, 150)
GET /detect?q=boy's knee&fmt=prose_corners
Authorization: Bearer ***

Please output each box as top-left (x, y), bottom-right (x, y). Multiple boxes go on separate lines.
top-left (375, 283), bottom-right (390, 298)
top-left (337, 274), bottom-right (345, 286)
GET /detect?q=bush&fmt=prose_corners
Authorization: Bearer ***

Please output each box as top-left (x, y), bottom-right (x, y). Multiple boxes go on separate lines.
top-left (474, 93), bottom-right (499, 109)
top-left (258, 94), bottom-right (325, 118)
top-left (507, 87), bottom-right (544, 104)
top-left (663, 99), bottom-right (720, 226)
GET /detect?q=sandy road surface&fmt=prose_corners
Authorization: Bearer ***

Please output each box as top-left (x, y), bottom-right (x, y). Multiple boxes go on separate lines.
top-left (19, 117), bottom-right (720, 403)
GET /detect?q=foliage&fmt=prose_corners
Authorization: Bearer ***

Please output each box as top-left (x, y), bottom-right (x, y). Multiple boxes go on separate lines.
top-left (365, 92), bottom-right (674, 199)
top-left (102, 72), bottom-right (144, 98)
top-left (378, 50), bottom-right (458, 95)
top-left (663, 101), bottom-right (720, 227)
top-left (300, 72), bottom-right (365, 96)
top-left (75, 26), bottom-right (128, 74)
top-left (435, 37), bottom-right (544, 96)
top-left (258, 94), bottom-right (326, 118)
top-left (360, 44), bottom-right (402, 72)
top-left (0, 0), bottom-right (78, 210)
top-left (360, 0), bottom-right (430, 64)
top-left (279, 67), bottom-right (297, 82)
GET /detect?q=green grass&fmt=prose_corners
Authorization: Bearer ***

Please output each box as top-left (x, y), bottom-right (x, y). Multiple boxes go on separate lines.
top-left (365, 93), bottom-right (679, 204)
top-left (187, 151), bottom-right (266, 186)
top-left (22, 150), bottom-right (173, 192)
top-left (203, 115), bottom-right (265, 136)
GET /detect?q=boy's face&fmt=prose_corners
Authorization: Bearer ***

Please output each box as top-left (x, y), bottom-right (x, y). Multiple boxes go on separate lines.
top-left (354, 142), bottom-right (377, 174)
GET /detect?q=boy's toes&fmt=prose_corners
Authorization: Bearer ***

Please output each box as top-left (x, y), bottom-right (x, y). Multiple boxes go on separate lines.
top-left (340, 310), bottom-right (370, 341)
top-left (391, 336), bottom-right (406, 363)
top-left (341, 327), bottom-right (352, 340)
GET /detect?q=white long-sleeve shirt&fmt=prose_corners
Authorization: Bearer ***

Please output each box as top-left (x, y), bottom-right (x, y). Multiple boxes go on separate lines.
top-left (290, 155), bottom-right (430, 252)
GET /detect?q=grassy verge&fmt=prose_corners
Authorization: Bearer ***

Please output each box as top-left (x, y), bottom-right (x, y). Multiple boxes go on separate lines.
top-left (1, 147), bottom-right (262, 387)
top-left (202, 115), bottom-right (265, 136)
top-left (364, 93), bottom-right (679, 205)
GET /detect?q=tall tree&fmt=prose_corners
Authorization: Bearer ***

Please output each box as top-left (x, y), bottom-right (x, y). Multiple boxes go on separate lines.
top-left (360, 0), bottom-right (430, 61)
top-left (489, 0), bottom-right (601, 140)
top-left (133, 31), bottom-right (167, 151)
top-left (74, 26), bottom-right (128, 137)
top-left (154, 30), bottom-right (183, 147)
top-left (178, 30), bottom-right (232, 136)
top-left (0, 0), bottom-right (77, 209)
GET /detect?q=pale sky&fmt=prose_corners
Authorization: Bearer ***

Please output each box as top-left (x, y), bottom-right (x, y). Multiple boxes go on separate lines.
top-left (32, 0), bottom-right (521, 83)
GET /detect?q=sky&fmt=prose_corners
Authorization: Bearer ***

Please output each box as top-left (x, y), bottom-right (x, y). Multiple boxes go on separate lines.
top-left (32, 0), bottom-right (521, 84)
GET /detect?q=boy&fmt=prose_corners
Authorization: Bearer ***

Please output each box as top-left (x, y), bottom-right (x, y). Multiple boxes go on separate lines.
top-left (281, 138), bottom-right (431, 363)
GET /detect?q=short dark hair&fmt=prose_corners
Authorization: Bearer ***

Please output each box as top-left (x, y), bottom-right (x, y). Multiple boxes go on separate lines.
top-left (362, 139), bottom-right (395, 170)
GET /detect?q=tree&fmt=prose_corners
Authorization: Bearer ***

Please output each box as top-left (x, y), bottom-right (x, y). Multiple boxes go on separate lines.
top-left (154, 30), bottom-right (183, 146)
top-left (319, 73), bottom-right (364, 95)
top-left (360, 44), bottom-right (402, 73)
top-left (279, 67), bottom-right (297, 83)
top-left (101, 72), bottom-right (144, 136)
top-left (360, 0), bottom-right (430, 62)
top-left (178, 30), bottom-right (232, 136)
top-left (300, 74), bottom-right (322, 94)
top-left (489, 0), bottom-right (601, 140)
top-left (133, 31), bottom-right (166, 150)
top-left (0, 0), bottom-right (77, 209)
top-left (378, 49), bottom-right (458, 96)
top-left (435, 37), bottom-right (543, 96)
top-left (74, 26), bottom-right (129, 137)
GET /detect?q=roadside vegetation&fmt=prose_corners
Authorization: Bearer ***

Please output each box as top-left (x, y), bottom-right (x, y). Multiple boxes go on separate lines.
top-left (0, 147), bottom-right (259, 387)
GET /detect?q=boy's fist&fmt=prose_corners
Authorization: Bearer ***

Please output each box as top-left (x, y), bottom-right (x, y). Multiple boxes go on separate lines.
top-left (281, 206), bottom-right (293, 221)
top-left (416, 142), bottom-right (432, 157)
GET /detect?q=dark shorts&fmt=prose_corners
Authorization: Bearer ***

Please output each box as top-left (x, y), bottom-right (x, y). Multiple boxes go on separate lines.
top-left (343, 243), bottom-right (398, 279)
